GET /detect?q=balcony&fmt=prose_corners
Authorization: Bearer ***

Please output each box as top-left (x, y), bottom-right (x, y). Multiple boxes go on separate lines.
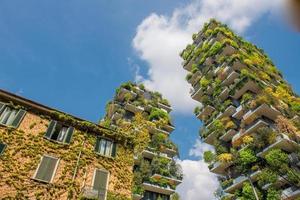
top-left (149, 126), bottom-right (170, 135)
top-left (225, 170), bottom-right (261, 193)
top-left (142, 148), bottom-right (172, 160)
top-left (204, 130), bottom-right (219, 145)
top-left (196, 105), bottom-right (215, 120)
top-left (232, 60), bottom-right (247, 71)
top-left (231, 79), bottom-right (260, 99)
top-left (221, 71), bottom-right (239, 86)
top-left (218, 87), bottom-right (229, 102)
top-left (262, 176), bottom-right (287, 190)
top-left (281, 186), bottom-right (300, 200)
top-left (157, 102), bottom-right (172, 113)
top-left (220, 129), bottom-right (237, 142)
top-left (162, 124), bottom-right (175, 133)
top-left (232, 104), bottom-right (247, 120)
top-left (151, 174), bottom-right (182, 185)
top-left (132, 193), bottom-right (143, 200)
top-left (191, 84), bottom-right (204, 102)
top-left (142, 182), bottom-right (175, 195)
top-left (188, 71), bottom-right (202, 86)
top-left (124, 103), bottom-right (144, 114)
top-left (207, 85), bottom-right (214, 95)
top-left (257, 134), bottom-right (300, 158)
top-left (232, 119), bottom-right (269, 144)
top-left (183, 58), bottom-right (194, 71)
top-left (111, 112), bottom-right (122, 121)
top-left (217, 105), bottom-right (236, 120)
top-left (210, 161), bottom-right (233, 175)
top-left (117, 88), bottom-right (137, 101)
top-left (220, 44), bottom-right (237, 56)
top-left (243, 104), bottom-right (281, 125)
top-left (161, 147), bottom-right (177, 157)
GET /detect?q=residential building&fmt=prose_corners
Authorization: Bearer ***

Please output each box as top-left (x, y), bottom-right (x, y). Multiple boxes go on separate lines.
top-left (103, 82), bottom-right (182, 200)
top-left (181, 19), bottom-right (300, 200)
top-left (0, 89), bottom-right (134, 200)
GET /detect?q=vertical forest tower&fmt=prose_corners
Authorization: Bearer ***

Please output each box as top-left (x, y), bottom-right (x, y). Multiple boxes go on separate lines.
top-left (103, 82), bottom-right (182, 200)
top-left (181, 19), bottom-right (300, 200)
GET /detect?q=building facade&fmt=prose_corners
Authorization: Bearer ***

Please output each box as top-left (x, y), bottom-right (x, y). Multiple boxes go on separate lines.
top-left (103, 82), bottom-right (182, 200)
top-left (181, 19), bottom-right (300, 200)
top-left (0, 89), bottom-right (134, 200)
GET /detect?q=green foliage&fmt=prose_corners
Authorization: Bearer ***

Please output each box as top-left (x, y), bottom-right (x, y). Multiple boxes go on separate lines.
top-left (203, 151), bottom-right (215, 163)
top-left (237, 149), bottom-right (257, 171)
top-left (265, 149), bottom-right (288, 169)
top-left (239, 182), bottom-right (262, 200)
top-left (200, 76), bottom-right (211, 89)
top-left (148, 108), bottom-right (170, 122)
top-left (257, 169), bottom-right (278, 187)
top-left (266, 188), bottom-right (281, 200)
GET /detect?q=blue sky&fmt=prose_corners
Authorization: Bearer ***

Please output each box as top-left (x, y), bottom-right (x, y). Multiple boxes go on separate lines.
top-left (0, 1), bottom-right (299, 198)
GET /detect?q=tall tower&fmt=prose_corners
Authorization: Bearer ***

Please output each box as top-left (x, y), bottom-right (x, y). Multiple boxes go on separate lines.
top-left (181, 19), bottom-right (300, 200)
top-left (103, 82), bottom-right (182, 200)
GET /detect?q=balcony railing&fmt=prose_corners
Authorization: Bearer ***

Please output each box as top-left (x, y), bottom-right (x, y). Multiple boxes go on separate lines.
top-left (243, 103), bottom-right (281, 125)
top-left (232, 104), bottom-right (247, 120)
top-left (225, 170), bottom-right (261, 193)
top-left (281, 186), bottom-right (300, 200)
top-left (124, 103), bottom-right (144, 114)
top-left (117, 88), bottom-right (137, 101)
top-left (210, 161), bottom-right (233, 175)
top-left (188, 71), bottom-right (202, 86)
top-left (157, 102), bottom-right (172, 113)
top-left (142, 182), bottom-right (175, 195)
top-left (220, 129), bottom-right (237, 142)
top-left (231, 78), bottom-right (261, 100)
top-left (151, 174), bottom-right (182, 185)
top-left (221, 71), bottom-right (239, 86)
top-left (196, 105), bottom-right (215, 120)
top-left (257, 134), bottom-right (300, 158)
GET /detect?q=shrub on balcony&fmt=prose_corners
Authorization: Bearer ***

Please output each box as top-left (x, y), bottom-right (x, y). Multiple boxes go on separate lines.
top-left (241, 93), bottom-right (253, 105)
top-left (185, 73), bottom-right (193, 81)
top-left (221, 178), bottom-right (233, 189)
top-left (208, 41), bottom-right (222, 56)
top-left (200, 76), bottom-right (211, 89)
top-left (275, 115), bottom-right (298, 138)
top-left (204, 150), bottom-right (215, 164)
top-left (218, 153), bottom-right (233, 163)
top-left (148, 108), bottom-right (170, 122)
top-left (237, 149), bottom-right (257, 171)
top-left (194, 106), bottom-right (201, 115)
top-left (257, 169), bottom-right (278, 187)
top-left (242, 135), bottom-right (253, 146)
top-left (239, 182), bottom-right (262, 200)
top-left (266, 188), bottom-right (281, 200)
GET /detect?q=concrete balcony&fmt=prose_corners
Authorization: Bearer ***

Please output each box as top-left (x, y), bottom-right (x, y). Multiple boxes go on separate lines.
top-left (183, 59), bottom-right (194, 71)
top-left (151, 174), bottom-right (182, 185)
top-left (157, 102), bottom-right (172, 113)
top-left (210, 161), bottom-right (233, 175)
top-left (220, 44), bottom-right (237, 56)
top-left (142, 149), bottom-right (156, 159)
top-left (188, 71), bottom-right (202, 86)
top-left (231, 79), bottom-right (260, 99)
top-left (142, 182), bottom-right (175, 195)
top-left (262, 176), bottom-right (287, 190)
top-left (132, 193), bottom-right (143, 200)
top-left (281, 187), bottom-right (300, 200)
top-left (150, 127), bottom-right (170, 135)
top-left (196, 105), bottom-right (215, 120)
top-left (220, 129), bottom-right (238, 142)
top-left (161, 147), bottom-right (177, 157)
top-left (232, 104), bottom-right (247, 120)
top-left (257, 134), bottom-right (300, 158)
top-left (232, 119), bottom-right (269, 144)
top-left (117, 88), bottom-right (137, 101)
top-left (111, 112), bottom-right (122, 121)
top-left (217, 105), bottom-right (236, 120)
top-left (218, 87), bottom-right (230, 101)
top-left (225, 170), bottom-right (261, 193)
top-left (243, 104), bottom-right (281, 125)
top-left (221, 71), bottom-right (239, 86)
top-left (204, 130), bottom-right (219, 145)
top-left (207, 85), bottom-right (214, 95)
top-left (232, 60), bottom-right (247, 71)
top-left (191, 84), bottom-right (204, 102)
top-left (134, 155), bottom-right (140, 165)
top-left (124, 103), bottom-right (144, 114)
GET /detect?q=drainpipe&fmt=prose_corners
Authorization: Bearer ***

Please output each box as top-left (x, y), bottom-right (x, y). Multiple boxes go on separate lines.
top-left (72, 140), bottom-right (85, 181)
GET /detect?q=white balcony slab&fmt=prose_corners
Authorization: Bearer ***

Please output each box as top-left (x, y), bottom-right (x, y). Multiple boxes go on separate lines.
top-left (142, 182), bottom-right (175, 195)
top-left (243, 104), bottom-right (281, 125)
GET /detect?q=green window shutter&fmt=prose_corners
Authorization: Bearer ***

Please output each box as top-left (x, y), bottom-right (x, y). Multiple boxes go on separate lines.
top-left (64, 127), bottom-right (74, 144)
top-left (11, 109), bottom-right (26, 128)
top-left (94, 137), bottom-right (100, 152)
top-left (0, 143), bottom-right (7, 155)
top-left (93, 169), bottom-right (109, 200)
top-left (0, 102), bottom-right (5, 114)
top-left (45, 120), bottom-right (57, 139)
top-left (111, 143), bottom-right (117, 157)
top-left (34, 155), bottom-right (59, 183)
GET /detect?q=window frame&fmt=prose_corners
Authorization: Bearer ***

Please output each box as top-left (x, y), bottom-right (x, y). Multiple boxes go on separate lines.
top-left (94, 137), bottom-right (116, 158)
top-left (0, 102), bottom-right (26, 128)
top-left (92, 168), bottom-right (110, 200)
top-left (44, 120), bottom-right (74, 145)
top-left (32, 155), bottom-right (60, 184)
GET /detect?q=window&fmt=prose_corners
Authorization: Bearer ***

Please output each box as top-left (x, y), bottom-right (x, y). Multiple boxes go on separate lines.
top-left (44, 120), bottom-right (74, 144)
top-left (92, 169), bottom-right (109, 200)
top-left (0, 142), bottom-right (7, 156)
top-left (94, 138), bottom-right (117, 157)
top-left (33, 155), bottom-right (59, 183)
top-left (0, 102), bottom-right (26, 128)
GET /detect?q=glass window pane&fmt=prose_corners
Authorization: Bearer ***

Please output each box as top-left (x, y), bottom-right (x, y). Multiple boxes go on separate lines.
top-left (34, 155), bottom-right (59, 183)
top-left (57, 127), bottom-right (68, 142)
top-left (105, 141), bottom-right (112, 157)
top-left (99, 140), bottom-right (106, 155)
top-left (0, 107), bottom-right (12, 125)
top-left (6, 110), bottom-right (17, 126)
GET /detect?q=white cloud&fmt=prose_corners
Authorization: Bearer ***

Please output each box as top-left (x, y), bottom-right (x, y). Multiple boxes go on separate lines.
top-left (177, 139), bottom-right (218, 200)
top-left (132, 0), bottom-right (283, 114)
